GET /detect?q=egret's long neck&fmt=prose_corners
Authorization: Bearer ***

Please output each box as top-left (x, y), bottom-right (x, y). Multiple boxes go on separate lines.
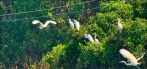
top-left (84, 34), bottom-right (88, 38)
top-left (69, 19), bottom-right (72, 22)
top-left (118, 20), bottom-right (121, 24)
top-left (122, 61), bottom-right (132, 66)
top-left (122, 61), bottom-right (140, 69)
top-left (94, 36), bottom-right (96, 40)
top-left (69, 20), bottom-right (72, 23)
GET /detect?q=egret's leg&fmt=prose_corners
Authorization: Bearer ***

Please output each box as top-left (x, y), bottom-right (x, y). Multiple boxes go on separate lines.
top-left (135, 66), bottom-right (140, 69)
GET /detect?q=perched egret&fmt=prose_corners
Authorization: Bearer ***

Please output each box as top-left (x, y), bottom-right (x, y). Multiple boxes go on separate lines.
top-left (84, 34), bottom-right (94, 43)
top-left (117, 19), bottom-right (123, 33)
top-left (73, 19), bottom-right (80, 31)
top-left (68, 19), bottom-right (74, 28)
top-left (94, 36), bottom-right (99, 45)
top-left (119, 49), bottom-right (145, 69)
top-left (32, 20), bottom-right (57, 29)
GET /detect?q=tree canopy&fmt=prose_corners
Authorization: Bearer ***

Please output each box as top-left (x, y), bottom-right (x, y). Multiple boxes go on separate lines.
top-left (0, 0), bottom-right (147, 69)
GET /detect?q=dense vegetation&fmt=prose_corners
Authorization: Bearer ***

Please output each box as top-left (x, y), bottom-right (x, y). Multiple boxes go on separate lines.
top-left (0, 0), bottom-right (147, 69)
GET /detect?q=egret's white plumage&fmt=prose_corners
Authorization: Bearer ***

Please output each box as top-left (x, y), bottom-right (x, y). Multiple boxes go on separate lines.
top-left (73, 19), bottom-right (80, 31)
top-left (32, 20), bottom-right (57, 29)
top-left (68, 19), bottom-right (74, 28)
top-left (44, 20), bottom-right (57, 26)
top-left (94, 36), bottom-right (99, 45)
top-left (119, 49), bottom-right (145, 68)
top-left (84, 34), bottom-right (94, 43)
top-left (117, 19), bottom-right (123, 33)
top-left (32, 20), bottom-right (40, 24)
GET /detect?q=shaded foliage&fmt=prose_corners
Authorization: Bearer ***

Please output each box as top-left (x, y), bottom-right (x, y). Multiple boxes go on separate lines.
top-left (0, 0), bottom-right (147, 69)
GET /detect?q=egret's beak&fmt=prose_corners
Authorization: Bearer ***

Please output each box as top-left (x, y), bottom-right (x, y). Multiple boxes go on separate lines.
top-left (118, 61), bottom-right (122, 63)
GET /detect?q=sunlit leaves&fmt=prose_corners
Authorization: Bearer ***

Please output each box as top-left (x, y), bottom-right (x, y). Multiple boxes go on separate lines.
top-left (1, 0), bottom-right (147, 69)
top-left (101, 1), bottom-right (133, 19)
top-left (41, 44), bottom-right (66, 69)
top-left (76, 43), bottom-right (104, 68)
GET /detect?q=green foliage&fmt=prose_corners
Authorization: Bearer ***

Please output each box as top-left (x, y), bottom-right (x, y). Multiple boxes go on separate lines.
top-left (41, 44), bottom-right (67, 69)
top-left (1, 0), bottom-right (147, 69)
top-left (76, 43), bottom-right (104, 68)
top-left (0, 2), bottom-right (5, 20)
top-left (131, 0), bottom-right (147, 19)
top-left (123, 18), bottom-right (146, 48)
top-left (101, 1), bottom-right (133, 19)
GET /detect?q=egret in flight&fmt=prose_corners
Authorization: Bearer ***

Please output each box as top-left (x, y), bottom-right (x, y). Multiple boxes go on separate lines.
top-left (84, 34), bottom-right (94, 43)
top-left (119, 49), bottom-right (145, 69)
top-left (32, 20), bottom-right (57, 29)
top-left (117, 19), bottom-right (123, 33)
top-left (68, 19), bottom-right (74, 28)
top-left (94, 36), bottom-right (99, 45)
top-left (73, 19), bottom-right (80, 31)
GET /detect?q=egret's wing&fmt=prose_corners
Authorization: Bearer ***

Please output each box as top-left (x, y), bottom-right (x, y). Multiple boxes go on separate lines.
top-left (32, 20), bottom-right (40, 24)
top-left (44, 21), bottom-right (50, 26)
top-left (77, 22), bottom-right (80, 30)
top-left (88, 34), bottom-right (94, 43)
top-left (44, 21), bottom-right (57, 26)
top-left (136, 52), bottom-right (145, 61)
top-left (50, 21), bottom-right (57, 24)
top-left (118, 23), bottom-right (122, 28)
top-left (119, 49), bottom-right (137, 62)
top-left (118, 23), bottom-right (123, 32)
top-left (94, 36), bottom-right (99, 44)
top-left (74, 20), bottom-right (80, 31)
top-left (95, 39), bottom-right (99, 45)
top-left (73, 20), bottom-right (78, 25)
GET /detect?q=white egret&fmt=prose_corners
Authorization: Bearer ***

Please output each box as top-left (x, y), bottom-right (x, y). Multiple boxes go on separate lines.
top-left (119, 49), bottom-right (145, 69)
top-left (94, 36), bottom-right (99, 45)
top-left (73, 19), bottom-right (80, 31)
top-left (68, 19), bottom-right (74, 28)
top-left (84, 34), bottom-right (94, 43)
top-left (117, 19), bottom-right (123, 33)
top-left (32, 20), bottom-right (57, 29)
